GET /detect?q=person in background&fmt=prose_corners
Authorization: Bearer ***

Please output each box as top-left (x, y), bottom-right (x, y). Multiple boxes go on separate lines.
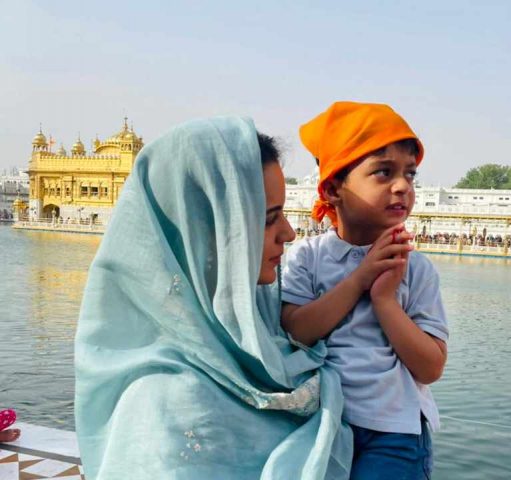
top-left (282, 101), bottom-right (448, 480)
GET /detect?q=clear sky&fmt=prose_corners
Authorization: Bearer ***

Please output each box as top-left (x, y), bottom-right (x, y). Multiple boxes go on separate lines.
top-left (1, 0), bottom-right (510, 186)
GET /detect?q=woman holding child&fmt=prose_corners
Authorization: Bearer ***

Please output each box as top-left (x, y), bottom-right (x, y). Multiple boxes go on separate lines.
top-left (76, 102), bottom-right (446, 480)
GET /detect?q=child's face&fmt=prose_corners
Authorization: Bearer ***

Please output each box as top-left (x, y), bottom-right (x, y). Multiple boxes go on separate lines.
top-left (326, 143), bottom-right (417, 244)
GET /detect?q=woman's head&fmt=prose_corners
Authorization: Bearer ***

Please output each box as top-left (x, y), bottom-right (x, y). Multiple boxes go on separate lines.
top-left (82, 117), bottom-right (295, 352)
top-left (256, 133), bottom-right (296, 284)
top-left (127, 119), bottom-right (294, 292)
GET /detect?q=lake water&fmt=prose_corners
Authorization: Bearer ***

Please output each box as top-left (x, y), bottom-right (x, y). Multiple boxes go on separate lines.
top-left (1, 225), bottom-right (510, 479)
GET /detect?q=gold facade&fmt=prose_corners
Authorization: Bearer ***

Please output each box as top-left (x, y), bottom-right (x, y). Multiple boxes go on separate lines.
top-left (28, 118), bottom-right (143, 223)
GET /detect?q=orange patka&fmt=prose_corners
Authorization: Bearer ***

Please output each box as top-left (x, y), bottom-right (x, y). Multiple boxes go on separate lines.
top-left (300, 101), bottom-right (424, 225)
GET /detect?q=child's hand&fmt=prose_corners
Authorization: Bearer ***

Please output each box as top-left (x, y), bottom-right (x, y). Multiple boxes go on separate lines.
top-left (369, 260), bottom-right (407, 302)
top-left (370, 226), bottom-right (412, 303)
top-left (351, 224), bottom-right (414, 292)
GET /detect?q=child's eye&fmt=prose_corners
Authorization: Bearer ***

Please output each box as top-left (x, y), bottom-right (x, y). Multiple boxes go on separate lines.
top-left (406, 170), bottom-right (418, 179)
top-left (373, 168), bottom-right (390, 177)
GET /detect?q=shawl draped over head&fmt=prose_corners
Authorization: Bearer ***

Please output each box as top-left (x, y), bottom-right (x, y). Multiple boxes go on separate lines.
top-left (75, 117), bottom-right (352, 479)
top-left (299, 101), bottom-right (424, 226)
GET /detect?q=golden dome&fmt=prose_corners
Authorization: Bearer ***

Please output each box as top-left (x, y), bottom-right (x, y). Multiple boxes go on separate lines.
top-left (57, 144), bottom-right (67, 156)
top-left (124, 130), bottom-right (139, 141)
top-left (32, 128), bottom-right (47, 146)
top-left (105, 118), bottom-right (140, 143)
top-left (105, 129), bottom-right (126, 143)
top-left (71, 136), bottom-right (85, 155)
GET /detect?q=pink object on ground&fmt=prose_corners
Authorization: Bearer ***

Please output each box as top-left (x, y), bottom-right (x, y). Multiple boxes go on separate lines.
top-left (0, 409), bottom-right (16, 432)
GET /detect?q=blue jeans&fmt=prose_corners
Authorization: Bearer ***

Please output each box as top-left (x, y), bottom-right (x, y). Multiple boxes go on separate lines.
top-left (349, 417), bottom-right (433, 480)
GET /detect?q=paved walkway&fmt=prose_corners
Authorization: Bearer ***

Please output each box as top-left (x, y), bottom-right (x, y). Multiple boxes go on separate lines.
top-left (0, 423), bottom-right (83, 479)
top-left (12, 222), bottom-right (104, 235)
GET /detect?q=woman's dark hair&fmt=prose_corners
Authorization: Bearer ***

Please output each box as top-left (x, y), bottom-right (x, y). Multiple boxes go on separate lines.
top-left (257, 132), bottom-right (280, 166)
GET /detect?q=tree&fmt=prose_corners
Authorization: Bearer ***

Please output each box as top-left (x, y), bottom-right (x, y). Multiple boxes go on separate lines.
top-left (285, 177), bottom-right (298, 185)
top-left (454, 164), bottom-right (511, 189)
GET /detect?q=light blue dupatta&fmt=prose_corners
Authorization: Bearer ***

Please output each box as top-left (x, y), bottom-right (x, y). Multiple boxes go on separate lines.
top-left (75, 117), bottom-right (352, 479)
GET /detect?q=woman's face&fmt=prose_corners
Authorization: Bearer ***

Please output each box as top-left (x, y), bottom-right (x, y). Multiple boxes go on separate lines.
top-left (258, 162), bottom-right (296, 284)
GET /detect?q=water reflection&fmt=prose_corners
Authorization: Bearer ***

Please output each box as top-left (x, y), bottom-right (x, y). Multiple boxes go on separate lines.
top-left (26, 231), bottom-right (100, 336)
top-left (425, 252), bottom-right (511, 266)
top-left (0, 227), bottom-right (100, 429)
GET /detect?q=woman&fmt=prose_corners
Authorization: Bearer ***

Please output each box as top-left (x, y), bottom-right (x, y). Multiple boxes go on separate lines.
top-left (75, 116), bottom-right (352, 479)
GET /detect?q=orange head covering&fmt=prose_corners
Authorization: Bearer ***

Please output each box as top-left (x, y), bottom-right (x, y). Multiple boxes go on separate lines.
top-left (299, 101), bottom-right (424, 225)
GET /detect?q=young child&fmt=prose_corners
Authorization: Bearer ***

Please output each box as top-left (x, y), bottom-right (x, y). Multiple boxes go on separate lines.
top-left (281, 102), bottom-right (448, 480)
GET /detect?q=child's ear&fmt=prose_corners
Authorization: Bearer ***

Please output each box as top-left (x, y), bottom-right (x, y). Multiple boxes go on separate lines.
top-left (322, 179), bottom-right (342, 204)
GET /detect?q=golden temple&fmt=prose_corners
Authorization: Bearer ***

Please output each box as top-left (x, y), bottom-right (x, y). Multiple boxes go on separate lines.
top-left (25, 118), bottom-right (143, 225)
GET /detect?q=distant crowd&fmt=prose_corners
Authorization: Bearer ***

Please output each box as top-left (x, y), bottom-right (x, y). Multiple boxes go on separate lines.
top-left (293, 227), bottom-right (511, 247)
top-left (415, 232), bottom-right (511, 248)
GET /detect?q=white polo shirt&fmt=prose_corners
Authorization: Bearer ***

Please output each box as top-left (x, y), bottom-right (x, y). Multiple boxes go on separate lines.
top-left (282, 228), bottom-right (449, 434)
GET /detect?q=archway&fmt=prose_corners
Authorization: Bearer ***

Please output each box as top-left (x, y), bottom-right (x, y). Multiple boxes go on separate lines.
top-left (42, 204), bottom-right (60, 221)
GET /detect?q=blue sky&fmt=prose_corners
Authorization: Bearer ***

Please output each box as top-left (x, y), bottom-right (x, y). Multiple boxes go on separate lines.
top-left (1, 0), bottom-right (510, 186)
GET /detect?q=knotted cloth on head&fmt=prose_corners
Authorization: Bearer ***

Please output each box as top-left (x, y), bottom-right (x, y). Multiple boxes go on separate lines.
top-left (75, 116), bottom-right (352, 480)
top-left (299, 101), bottom-right (424, 225)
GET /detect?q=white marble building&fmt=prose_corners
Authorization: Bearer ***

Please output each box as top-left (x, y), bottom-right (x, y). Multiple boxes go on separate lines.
top-left (0, 169), bottom-right (29, 219)
top-left (284, 168), bottom-right (511, 237)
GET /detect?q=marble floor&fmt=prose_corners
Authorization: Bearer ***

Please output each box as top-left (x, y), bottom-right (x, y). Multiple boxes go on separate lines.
top-left (0, 449), bottom-right (84, 479)
top-left (0, 423), bottom-right (83, 480)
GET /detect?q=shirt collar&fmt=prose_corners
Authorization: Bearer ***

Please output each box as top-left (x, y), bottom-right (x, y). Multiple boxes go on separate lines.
top-left (325, 228), bottom-right (373, 261)
top-left (325, 228), bottom-right (352, 261)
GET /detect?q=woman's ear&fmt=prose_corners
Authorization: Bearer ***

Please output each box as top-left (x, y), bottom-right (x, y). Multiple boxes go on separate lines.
top-left (322, 179), bottom-right (342, 205)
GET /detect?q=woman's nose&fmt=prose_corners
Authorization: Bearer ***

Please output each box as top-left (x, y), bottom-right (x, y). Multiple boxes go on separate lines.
top-left (280, 217), bottom-right (296, 243)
